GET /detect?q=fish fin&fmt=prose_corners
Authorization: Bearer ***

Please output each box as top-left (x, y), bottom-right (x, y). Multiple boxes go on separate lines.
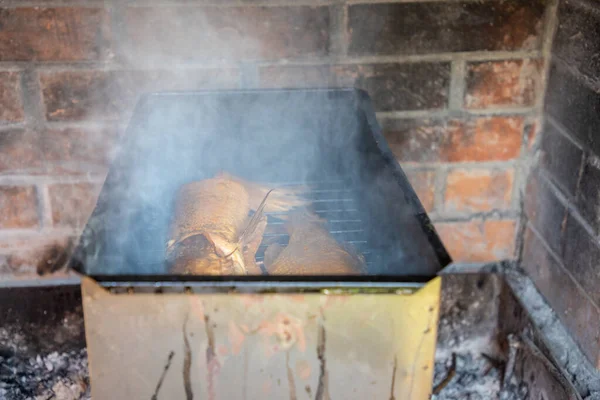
top-left (237, 189), bottom-right (273, 249)
top-left (243, 216), bottom-right (268, 275)
top-left (217, 172), bottom-right (308, 213)
top-left (204, 232), bottom-right (237, 258)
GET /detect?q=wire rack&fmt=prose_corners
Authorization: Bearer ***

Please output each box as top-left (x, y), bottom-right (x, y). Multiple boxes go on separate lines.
top-left (254, 180), bottom-right (375, 270)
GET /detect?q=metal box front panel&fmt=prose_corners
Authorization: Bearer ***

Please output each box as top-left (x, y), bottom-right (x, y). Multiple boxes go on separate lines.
top-left (82, 277), bottom-right (441, 399)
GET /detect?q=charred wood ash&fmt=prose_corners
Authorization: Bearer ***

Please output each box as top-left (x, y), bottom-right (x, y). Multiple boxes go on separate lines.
top-left (0, 349), bottom-right (89, 400)
top-left (432, 350), bottom-right (530, 400)
top-left (0, 285), bottom-right (88, 400)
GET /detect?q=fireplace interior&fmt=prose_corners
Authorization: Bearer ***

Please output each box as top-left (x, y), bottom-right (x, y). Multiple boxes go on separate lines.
top-left (1, 0), bottom-right (600, 398)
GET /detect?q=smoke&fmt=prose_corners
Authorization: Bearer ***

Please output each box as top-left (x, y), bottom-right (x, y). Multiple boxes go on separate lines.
top-left (71, 5), bottom-right (444, 277)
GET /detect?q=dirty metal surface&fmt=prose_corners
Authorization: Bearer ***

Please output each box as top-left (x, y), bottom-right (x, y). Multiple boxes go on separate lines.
top-left (82, 276), bottom-right (441, 399)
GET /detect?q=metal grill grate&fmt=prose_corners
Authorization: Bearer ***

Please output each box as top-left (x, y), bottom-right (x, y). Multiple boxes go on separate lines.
top-left (72, 89), bottom-right (451, 278)
top-left (254, 180), bottom-right (375, 269)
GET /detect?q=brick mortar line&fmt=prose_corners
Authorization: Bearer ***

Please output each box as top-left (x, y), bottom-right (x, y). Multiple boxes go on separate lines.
top-left (0, 228), bottom-right (81, 242)
top-left (43, 120), bottom-right (125, 130)
top-left (341, 4), bottom-right (348, 56)
top-left (511, 117), bottom-right (537, 213)
top-left (545, 114), bottom-right (586, 150)
top-left (0, 64), bottom-right (23, 72)
top-left (400, 160), bottom-right (519, 169)
top-left (433, 209), bottom-right (519, 221)
top-left (0, 1), bottom-right (107, 8)
top-left (525, 222), bottom-right (600, 314)
top-left (0, 107), bottom-right (538, 134)
top-left (0, 175), bottom-right (106, 185)
top-left (20, 68), bottom-right (45, 129)
top-left (513, 187), bottom-right (527, 261)
top-left (256, 51), bottom-right (543, 66)
top-left (0, 61), bottom-right (120, 71)
top-left (534, 0), bottom-right (559, 114)
top-left (0, 51), bottom-right (542, 72)
top-left (401, 163), bottom-right (518, 173)
top-left (106, 0), bottom-right (128, 67)
top-left (125, 1), bottom-right (339, 7)
top-left (540, 165), bottom-right (577, 203)
top-left (511, 161), bottom-right (526, 216)
top-left (432, 167), bottom-right (447, 214)
top-left (376, 107), bottom-right (536, 120)
top-left (429, 210), bottom-right (518, 223)
top-left (539, 169), bottom-right (600, 241)
top-left (0, 120), bottom-right (125, 134)
top-left (0, 122), bottom-right (26, 130)
top-left (239, 63), bottom-right (260, 88)
top-left (346, 0), bottom-right (479, 3)
top-left (329, 4), bottom-right (347, 57)
top-left (36, 184), bottom-right (54, 229)
top-left (465, 107), bottom-right (538, 116)
top-left (512, 152), bottom-right (530, 258)
top-left (448, 59), bottom-right (466, 111)
top-left (122, 0), bottom-right (483, 7)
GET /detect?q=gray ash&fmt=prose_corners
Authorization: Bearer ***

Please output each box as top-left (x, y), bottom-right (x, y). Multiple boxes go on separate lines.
top-left (0, 349), bottom-right (89, 400)
top-left (432, 344), bottom-right (533, 400)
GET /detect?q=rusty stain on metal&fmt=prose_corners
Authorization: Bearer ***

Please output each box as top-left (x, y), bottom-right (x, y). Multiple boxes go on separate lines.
top-left (390, 356), bottom-right (398, 400)
top-left (204, 313), bottom-right (219, 400)
top-left (81, 277), bottom-right (442, 399)
top-left (286, 351), bottom-right (297, 400)
top-left (315, 319), bottom-right (329, 400)
top-left (151, 351), bottom-right (174, 400)
top-left (408, 306), bottom-right (436, 399)
top-left (183, 316), bottom-right (193, 400)
top-left (433, 353), bottom-right (456, 395)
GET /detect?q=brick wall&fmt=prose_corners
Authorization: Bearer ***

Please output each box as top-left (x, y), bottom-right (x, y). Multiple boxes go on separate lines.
top-left (0, 0), bottom-right (553, 281)
top-left (521, 0), bottom-right (600, 368)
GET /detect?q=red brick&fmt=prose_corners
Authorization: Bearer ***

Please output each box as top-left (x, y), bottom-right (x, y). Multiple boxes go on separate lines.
top-left (41, 127), bottom-right (117, 175)
top-left (435, 219), bottom-right (516, 262)
top-left (0, 129), bottom-right (43, 174)
top-left (465, 59), bottom-right (542, 109)
top-left (382, 116), bottom-right (524, 163)
top-left (0, 186), bottom-right (39, 229)
top-left (404, 170), bottom-right (435, 213)
top-left (259, 65), bottom-right (338, 89)
top-left (40, 69), bottom-right (239, 121)
top-left (0, 8), bottom-right (110, 61)
top-left (0, 71), bottom-right (24, 122)
top-left (444, 169), bottom-right (514, 213)
top-left (525, 119), bottom-right (541, 150)
top-left (124, 6), bottom-right (329, 63)
top-left (348, 1), bottom-right (545, 56)
top-left (522, 227), bottom-right (600, 366)
top-left (444, 117), bottom-right (525, 162)
top-left (0, 235), bottom-right (74, 276)
top-left (48, 183), bottom-right (100, 228)
top-left (259, 63), bottom-right (450, 112)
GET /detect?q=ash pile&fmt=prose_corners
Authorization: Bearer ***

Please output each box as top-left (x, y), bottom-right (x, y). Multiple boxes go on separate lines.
top-left (433, 349), bottom-right (530, 400)
top-left (0, 285), bottom-right (87, 400)
top-left (0, 348), bottom-right (89, 400)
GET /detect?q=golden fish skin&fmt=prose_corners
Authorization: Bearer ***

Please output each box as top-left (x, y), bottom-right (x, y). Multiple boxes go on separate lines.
top-left (265, 211), bottom-right (365, 275)
top-left (166, 173), bottom-right (305, 275)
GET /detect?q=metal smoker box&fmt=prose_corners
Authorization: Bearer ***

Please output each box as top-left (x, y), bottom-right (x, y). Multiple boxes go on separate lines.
top-left (73, 89), bottom-right (451, 399)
